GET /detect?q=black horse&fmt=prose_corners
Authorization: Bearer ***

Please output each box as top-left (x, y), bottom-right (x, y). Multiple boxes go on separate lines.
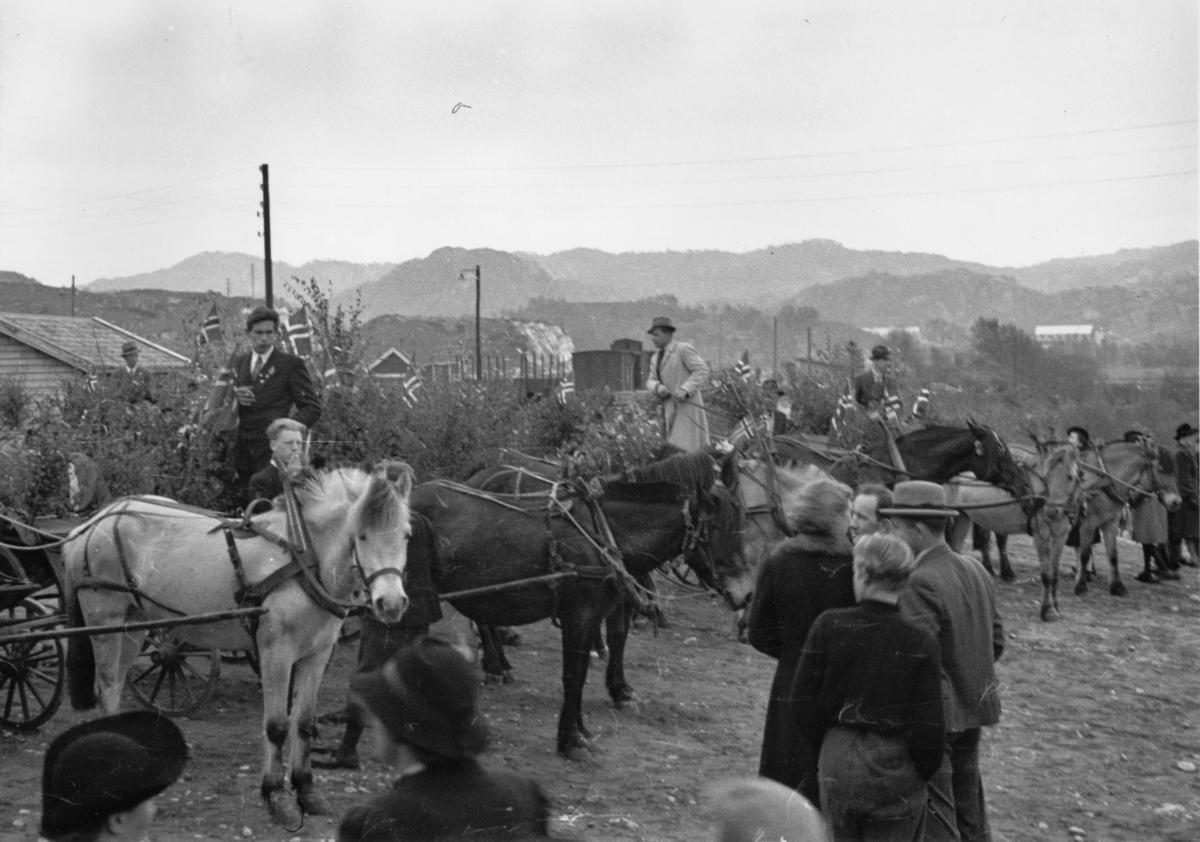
top-left (412, 466), bottom-right (745, 758)
top-left (770, 421), bottom-right (1021, 490)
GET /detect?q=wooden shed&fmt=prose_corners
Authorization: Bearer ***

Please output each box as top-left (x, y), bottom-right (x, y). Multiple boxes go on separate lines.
top-left (0, 313), bottom-right (191, 400)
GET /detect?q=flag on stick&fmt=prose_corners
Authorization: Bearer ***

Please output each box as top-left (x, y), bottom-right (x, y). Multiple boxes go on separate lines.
top-left (400, 373), bottom-right (423, 408)
top-left (556, 375), bottom-right (575, 405)
top-left (199, 304), bottom-right (223, 345)
top-left (288, 305), bottom-right (314, 358)
top-left (733, 350), bottom-right (752, 382)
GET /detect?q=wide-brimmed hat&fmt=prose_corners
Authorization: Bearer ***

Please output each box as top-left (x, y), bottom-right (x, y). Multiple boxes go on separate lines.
top-left (351, 636), bottom-right (488, 760)
top-left (876, 480), bottom-right (958, 519)
top-left (647, 316), bottom-right (676, 334)
top-left (869, 344), bottom-right (890, 361)
top-left (1176, 423), bottom-right (1199, 441)
top-left (120, 341), bottom-right (138, 356)
top-left (41, 712), bottom-right (188, 837)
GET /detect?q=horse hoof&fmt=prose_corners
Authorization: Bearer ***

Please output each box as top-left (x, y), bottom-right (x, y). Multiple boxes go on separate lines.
top-left (502, 670), bottom-right (515, 685)
top-left (1001, 571), bottom-right (1017, 584)
top-left (265, 790), bottom-right (302, 829)
top-left (1073, 581), bottom-right (1088, 596)
top-left (298, 789), bottom-right (333, 817)
top-left (1134, 571), bottom-right (1159, 584)
top-left (1110, 580), bottom-right (1127, 597)
top-left (1041, 606), bottom-right (1060, 622)
top-left (562, 744), bottom-right (593, 763)
top-left (484, 672), bottom-right (504, 685)
top-left (610, 687), bottom-right (635, 708)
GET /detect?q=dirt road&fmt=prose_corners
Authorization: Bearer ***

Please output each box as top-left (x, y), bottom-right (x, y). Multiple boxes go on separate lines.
top-left (2, 534), bottom-right (1198, 841)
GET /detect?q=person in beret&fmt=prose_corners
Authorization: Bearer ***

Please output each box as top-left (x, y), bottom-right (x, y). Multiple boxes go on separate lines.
top-left (110, 341), bottom-right (155, 404)
top-left (337, 636), bottom-right (550, 842)
top-left (792, 533), bottom-right (945, 841)
top-left (40, 711), bottom-right (188, 842)
top-left (1168, 422), bottom-right (1200, 568)
top-left (707, 777), bottom-right (830, 842)
top-left (645, 316), bottom-right (711, 453)
top-left (883, 481), bottom-right (1004, 842)
top-left (226, 306), bottom-right (322, 508)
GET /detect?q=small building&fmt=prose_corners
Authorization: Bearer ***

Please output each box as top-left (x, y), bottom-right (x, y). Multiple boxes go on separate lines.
top-left (1034, 324), bottom-right (1104, 346)
top-left (573, 339), bottom-right (653, 392)
top-left (862, 326), bottom-right (921, 338)
top-left (366, 347), bottom-right (418, 380)
top-left (0, 313), bottom-right (191, 400)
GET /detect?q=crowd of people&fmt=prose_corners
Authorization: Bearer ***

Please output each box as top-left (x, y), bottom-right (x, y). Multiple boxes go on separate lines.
top-left (35, 310), bottom-right (1195, 842)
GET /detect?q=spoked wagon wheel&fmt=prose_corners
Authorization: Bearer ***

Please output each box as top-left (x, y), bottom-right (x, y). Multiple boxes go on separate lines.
top-left (0, 596), bottom-right (65, 730)
top-left (126, 630), bottom-right (221, 717)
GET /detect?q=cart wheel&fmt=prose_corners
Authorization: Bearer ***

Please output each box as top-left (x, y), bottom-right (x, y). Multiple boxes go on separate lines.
top-left (0, 597), bottom-right (65, 730)
top-left (126, 631), bottom-right (220, 717)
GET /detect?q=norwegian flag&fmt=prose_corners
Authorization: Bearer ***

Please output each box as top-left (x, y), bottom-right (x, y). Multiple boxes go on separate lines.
top-left (830, 391), bottom-right (855, 433)
top-left (401, 373), bottom-right (423, 407)
top-left (733, 350), bottom-right (752, 382)
top-left (555, 375), bottom-right (575, 406)
top-left (288, 305), bottom-right (314, 359)
top-left (198, 304), bottom-right (223, 345)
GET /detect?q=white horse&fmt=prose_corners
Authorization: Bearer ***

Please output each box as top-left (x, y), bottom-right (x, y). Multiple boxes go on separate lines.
top-left (946, 441), bottom-right (1081, 621)
top-left (62, 464), bottom-right (414, 827)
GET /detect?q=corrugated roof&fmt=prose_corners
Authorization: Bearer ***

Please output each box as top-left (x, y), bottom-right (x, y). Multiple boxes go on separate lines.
top-left (0, 313), bottom-right (191, 373)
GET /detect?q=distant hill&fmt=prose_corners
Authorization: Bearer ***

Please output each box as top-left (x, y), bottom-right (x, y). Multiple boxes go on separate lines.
top-left (333, 247), bottom-right (557, 320)
top-left (1004, 241), bottom-right (1199, 294)
top-left (0, 271), bottom-right (39, 285)
top-left (86, 251), bottom-right (395, 299)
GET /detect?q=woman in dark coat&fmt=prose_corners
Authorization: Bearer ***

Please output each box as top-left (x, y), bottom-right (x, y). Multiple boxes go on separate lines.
top-left (745, 476), bottom-right (856, 804)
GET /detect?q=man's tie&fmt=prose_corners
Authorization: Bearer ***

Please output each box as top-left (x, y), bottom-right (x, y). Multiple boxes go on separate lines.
top-left (251, 356), bottom-right (263, 378)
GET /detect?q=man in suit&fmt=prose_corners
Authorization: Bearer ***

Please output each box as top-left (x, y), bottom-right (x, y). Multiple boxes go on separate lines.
top-left (883, 481), bottom-right (1005, 842)
top-left (1169, 422), bottom-right (1200, 568)
top-left (112, 341), bottom-right (155, 404)
top-left (228, 306), bottom-right (322, 505)
top-left (645, 316), bottom-right (710, 452)
top-left (853, 345), bottom-right (901, 414)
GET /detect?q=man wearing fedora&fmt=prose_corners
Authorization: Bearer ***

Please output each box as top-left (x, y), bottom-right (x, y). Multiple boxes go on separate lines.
top-left (880, 481), bottom-right (1004, 842)
top-left (1168, 422), bottom-right (1200, 568)
top-left (111, 341), bottom-right (155, 404)
top-left (338, 636), bottom-right (550, 841)
top-left (226, 306), bottom-right (322, 507)
top-left (853, 345), bottom-right (901, 418)
top-left (645, 316), bottom-right (711, 453)
top-left (40, 711), bottom-right (189, 842)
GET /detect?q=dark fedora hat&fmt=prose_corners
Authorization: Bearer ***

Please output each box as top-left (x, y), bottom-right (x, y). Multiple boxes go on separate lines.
top-left (876, 480), bottom-right (958, 519)
top-left (869, 344), bottom-right (890, 361)
top-left (120, 341), bottom-right (138, 356)
top-left (1177, 423), bottom-right (1199, 441)
top-left (41, 712), bottom-right (188, 837)
top-left (244, 305), bottom-right (280, 331)
top-left (647, 316), bottom-right (676, 334)
top-left (351, 636), bottom-right (489, 760)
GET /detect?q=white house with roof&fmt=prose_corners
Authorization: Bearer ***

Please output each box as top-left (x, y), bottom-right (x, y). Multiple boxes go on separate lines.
top-left (1034, 324), bottom-right (1104, 346)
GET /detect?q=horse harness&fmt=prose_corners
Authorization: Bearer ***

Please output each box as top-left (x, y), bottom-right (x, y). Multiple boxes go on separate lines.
top-left (1080, 445), bottom-right (1165, 508)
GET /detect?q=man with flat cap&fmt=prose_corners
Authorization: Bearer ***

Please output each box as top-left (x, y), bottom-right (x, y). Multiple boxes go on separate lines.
top-left (853, 344), bottom-right (901, 419)
top-left (111, 341), bottom-right (155, 404)
top-left (645, 316), bottom-right (711, 452)
top-left (882, 481), bottom-right (1004, 842)
top-left (225, 306), bottom-right (322, 507)
top-left (40, 711), bottom-right (188, 842)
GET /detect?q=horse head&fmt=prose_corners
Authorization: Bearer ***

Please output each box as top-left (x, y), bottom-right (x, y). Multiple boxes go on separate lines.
top-left (1034, 443), bottom-right (1082, 524)
top-left (297, 464), bottom-right (413, 624)
top-left (686, 483), bottom-right (752, 611)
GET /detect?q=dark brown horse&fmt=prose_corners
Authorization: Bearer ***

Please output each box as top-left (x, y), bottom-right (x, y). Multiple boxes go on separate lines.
top-left (412, 467), bottom-right (745, 758)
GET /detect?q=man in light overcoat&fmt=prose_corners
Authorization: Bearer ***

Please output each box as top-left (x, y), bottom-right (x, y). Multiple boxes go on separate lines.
top-left (645, 316), bottom-right (710, 452)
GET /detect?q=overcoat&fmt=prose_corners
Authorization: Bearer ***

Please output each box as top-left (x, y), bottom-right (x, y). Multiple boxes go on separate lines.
top-left (852, 371), bottom-right (899, 410)
top-left (1175, 444), bottom-right (1199, 540)
top-left (1128, 494), bottom-right (1169, 545)
top-left (646, 339), bottom-right (710, 452)
top-left (897, 542), bottom-right (1004, 733)
top-left (744, 531), bottom-right (856, 803)
top-left (337, 759), bottom-right (549, 841)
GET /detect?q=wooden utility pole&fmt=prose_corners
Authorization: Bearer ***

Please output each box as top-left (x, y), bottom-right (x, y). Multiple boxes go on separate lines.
top-left (807, 326), bottom-right (813, 376)
top-left (772, 317), bottom-right (778, 377)
top-left (260, 164), bottom-right (273, 308)
top-left (473, 265), bottom-right (482, 379)
top-left (70, 276), bottom-right (76, 316)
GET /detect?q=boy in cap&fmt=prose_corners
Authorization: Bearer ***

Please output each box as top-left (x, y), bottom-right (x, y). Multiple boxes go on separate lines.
top-left (645, 316), bottom-right (711, 453)
top-left (883, 481), bottom-right (1004, 842)
top-left (112, 341), bottom-right (155, 404)
top-left (40, 711), bottom-right (188, 842)
top-left (338, 636), bottom-right (549, 841)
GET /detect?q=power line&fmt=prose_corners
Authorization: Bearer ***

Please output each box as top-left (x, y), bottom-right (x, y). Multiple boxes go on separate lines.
top-left (0, 185), bottom-right (255, 231)
top-left (0, 169), bottom-right (250, 218)
top-left (274, 119), bottom-right (1198, 174)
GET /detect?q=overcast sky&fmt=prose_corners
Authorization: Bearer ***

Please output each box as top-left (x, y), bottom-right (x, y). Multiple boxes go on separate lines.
top-left (1, 1), bottom-right (1196, 289)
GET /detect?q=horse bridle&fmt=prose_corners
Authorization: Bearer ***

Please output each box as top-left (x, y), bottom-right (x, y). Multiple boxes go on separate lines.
top-left (1082, 444), bottom-right (1166, 508)
top-left (679, 494), bottom-right (720, 592)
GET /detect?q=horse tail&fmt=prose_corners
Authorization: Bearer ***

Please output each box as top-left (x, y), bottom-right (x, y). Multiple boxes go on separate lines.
top-left (63, 555), bottom-right (98, 711)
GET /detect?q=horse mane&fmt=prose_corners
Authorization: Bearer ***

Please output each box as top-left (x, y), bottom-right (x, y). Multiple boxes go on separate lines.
top-left (895, 425), bottom-right (968, 446)
top-left (625, 452), bottom-right (715, 491)
top-left (297, 467), bottom-right (408, 531)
